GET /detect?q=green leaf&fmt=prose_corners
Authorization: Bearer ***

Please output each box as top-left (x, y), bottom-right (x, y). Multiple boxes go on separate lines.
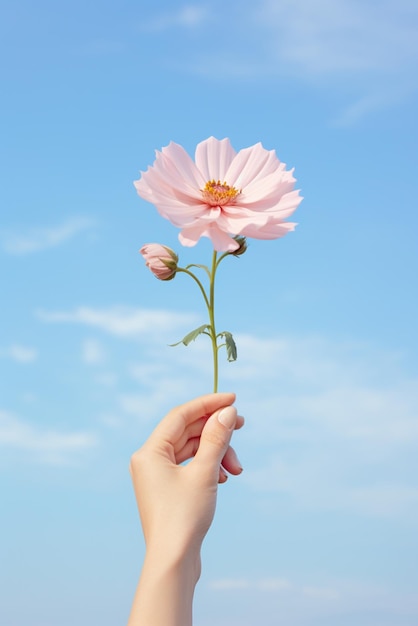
top-left (218, 331), bottom-right (237, 362)
top-left (170, 324), bottom-right (211, 347)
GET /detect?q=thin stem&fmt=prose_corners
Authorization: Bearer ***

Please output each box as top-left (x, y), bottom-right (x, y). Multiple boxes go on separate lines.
top-left (208, 251), bottom-right (218, 393)
top-left (177, 256), bottom-right (220, 392)
top-left (185, 263), bottom-right (211, 280)
top-left (176, 268), bottom-right (210, 310)
top-left (216, 251), bottom-right (230, 268)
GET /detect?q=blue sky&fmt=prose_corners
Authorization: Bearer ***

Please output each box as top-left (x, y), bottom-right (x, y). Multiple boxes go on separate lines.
top-left (1, 1), bottom-right (418, 624)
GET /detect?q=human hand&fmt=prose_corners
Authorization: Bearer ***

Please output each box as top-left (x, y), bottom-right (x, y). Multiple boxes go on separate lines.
top-left (129, 392), bottom-right (243, 567)
top-left (127, 393), bottom-right (243, 626)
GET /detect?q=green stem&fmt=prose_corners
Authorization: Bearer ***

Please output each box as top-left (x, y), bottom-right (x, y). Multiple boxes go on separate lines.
top-left (176, 268), bottom-right (210, 309)
top-left (208, 251), bottom-right (218, 393)
top-left (177, 254), bottom-right (220, 393)
top-left (216, 251), bottom-right (230, 268)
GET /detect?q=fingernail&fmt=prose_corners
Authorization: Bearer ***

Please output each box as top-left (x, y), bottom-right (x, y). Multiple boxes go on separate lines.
top-left (218, 406), bottom-right (237, 429)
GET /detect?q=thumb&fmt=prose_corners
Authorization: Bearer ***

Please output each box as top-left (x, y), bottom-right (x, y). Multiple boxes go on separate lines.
top-left (194, 406), bottom-right (237, 472)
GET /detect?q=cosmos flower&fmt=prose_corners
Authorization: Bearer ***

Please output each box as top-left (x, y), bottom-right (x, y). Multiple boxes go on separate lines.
top-left (140, 243), bottom-right (178, 281)
top-left (134, 137), bottom-right (302, 252)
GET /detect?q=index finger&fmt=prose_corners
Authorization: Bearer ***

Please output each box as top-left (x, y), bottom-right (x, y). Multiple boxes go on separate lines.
top-left (150, 392), bottom-right (236, 447)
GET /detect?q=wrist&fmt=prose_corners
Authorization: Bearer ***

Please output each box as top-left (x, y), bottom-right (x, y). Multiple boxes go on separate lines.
top-left (144, 540), bottom-right (202, 586)
top-left (127, 546), bottom-right (200, 626)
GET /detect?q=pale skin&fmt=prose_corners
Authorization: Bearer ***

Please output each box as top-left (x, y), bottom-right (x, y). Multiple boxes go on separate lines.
top-left (127, 392), bottom-right (244, 626)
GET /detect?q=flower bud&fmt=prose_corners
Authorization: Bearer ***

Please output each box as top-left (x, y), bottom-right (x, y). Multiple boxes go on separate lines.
top-left (231, 236), bottom-right (247, 257)
top-left (140, 244), bottom-right (178, 281)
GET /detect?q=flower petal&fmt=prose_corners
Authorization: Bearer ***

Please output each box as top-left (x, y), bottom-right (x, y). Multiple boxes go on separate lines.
top-left (178, 223), bottom-right (207, 247)
top-left (135, 137), bottom-right (303, 249)
top-left (195, 137), bottom-right (236, 182)
top-left (225, 143), bottom-right (281, 189)
top-left (135, 142), bottom-right (206, 209)
top-left (216, 210), bottom-right (270, 235)
top-left (179, 222), bottom-right (239, 251)
top-left (240, 221), bottom-right (297, 239)
top-left (160, 142), bottom-right (206, 190)
top-left (240, 169), bottom-right (296, 207)
top-left (237, 189), bottom-right (303, 219)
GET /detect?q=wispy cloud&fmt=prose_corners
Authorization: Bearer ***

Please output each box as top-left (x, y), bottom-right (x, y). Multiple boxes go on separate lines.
top-left (171, 0), bottom-right (418, 122)
top-left (118, 380), bottom-right (192, 422)
top-left (210, 577), bottom-right (291, 591)
top-left (230, 335), bottom-right (418, 518)
top-left (0, 344), bottom-right (38, 363)
top-left (0, 409), bottom-right (98, 465)
top-left (37, 305), bottom-right (197, 339)
top-left (257, 0), bottom-right (418, 123)
top-left (81, 338), bottom-right (106, 365)
top-left (222, 334), bottom-right (418, 443)
top-left (139, 4), bottom-right (208, 32)
top-left (1, 216), bottom-right (95, 255)
top-left (330, 90), bottom-right (408, 126)
top-left (204, 577), bottom-right (418, 626)
top-left (259, 0), bottom-right (418, 77)
top-left (118, 330), bottom-right (418, 519)
top-left (245, 454), bottom-right (418, 519)
top-left (104, 327), bottom-right (418, 521)
top-left (32, 299), bottom-right (418, 517)
top-left (206, 575), bottom-right (418, 623)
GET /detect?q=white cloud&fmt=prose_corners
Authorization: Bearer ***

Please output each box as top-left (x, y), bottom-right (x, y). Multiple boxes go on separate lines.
top-left (347, 483), bottom-right (418, 517)
top-left (120, 344), bottom-right (212, 421)
top-left (215, 333), bottom-right (418, 518)
top-left (139, 4), bottom-right (208, 32)
top-left (119, 393), bottom-right (149, 417)
top-left (37, 305), bottom-right (197, 339)
top-left (302, 586), bottom-right (340, 601)
top-left (259, 0), bottom-right (418, 76)
top-left (223, 334), bottom-right (418, 445)
top-left (30, 301), bottom-right (418, 517)
top-left (204, 575), bottom-right (418, 626)
top-left (0, 409), bottom-right (98, 465)
top-left (177, 0), bottom-right (418, 122)
top-left (297, 384), bottom-right (418, 444)
top-left (261, 0), bottom-right (418, 122)
top-left (94, 372), bottom-right (118, 387)
top-left (0, 344), bottom-right (38, 363)
top-left (206, 575), bottom-right (418, 626)
top-left (118, 379), bottom-right (191, 421)
top-left (1, 216), bottom-right (95, 255)
top-left (98, 413), bottom-right (124, 429)
top-left (81, 338), bottom-right (106, 365)
top-left (209, 576), bottom-right (340, 600)
top-left (175, 5), bottom-right (207, 27)
top-left (101, 326), bottom-right (418, 519)
top-left (243, 444), bottom-right (418, 519)
top-left (209, 578), bottom-right (252, 590)
top-left (258, 578), bottom-right (292, 592)
top-left (330, 90), bottom-right (409, 126)
top-left (209, 577), bottom-right (291, 591)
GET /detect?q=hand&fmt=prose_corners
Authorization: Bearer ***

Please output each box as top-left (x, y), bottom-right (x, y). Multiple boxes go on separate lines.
top-left (130, 392), bottom-right (243, 561)
top-left (127, 393), bottom-right (244, 626)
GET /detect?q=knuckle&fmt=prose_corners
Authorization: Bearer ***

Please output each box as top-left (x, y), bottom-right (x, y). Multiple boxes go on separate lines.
top-left (129, 448), bottom-right (146, 473)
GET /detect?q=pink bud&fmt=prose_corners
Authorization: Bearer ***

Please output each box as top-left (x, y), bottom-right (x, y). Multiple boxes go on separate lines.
top-left (140, 244), bottom-right (178, 281)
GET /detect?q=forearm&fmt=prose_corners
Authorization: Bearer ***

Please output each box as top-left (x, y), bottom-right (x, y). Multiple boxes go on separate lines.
top-left (127, 547), bottom-right (201, 626)
top-left (127, 396), bottom-right (241, 625)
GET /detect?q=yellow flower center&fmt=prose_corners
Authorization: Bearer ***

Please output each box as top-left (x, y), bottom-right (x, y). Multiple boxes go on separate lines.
top-left (201, 180), bottom-right (240, 207)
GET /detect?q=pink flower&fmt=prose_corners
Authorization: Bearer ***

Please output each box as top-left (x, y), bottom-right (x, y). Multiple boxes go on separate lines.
top-left (140, 244), bottom-right (178, 281)
top-left (134, 137), bottom-right (303, 252)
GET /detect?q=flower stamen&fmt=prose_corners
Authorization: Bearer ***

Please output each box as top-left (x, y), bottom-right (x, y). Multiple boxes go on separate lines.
top-left (201, 180), bottom-right (240, 207)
